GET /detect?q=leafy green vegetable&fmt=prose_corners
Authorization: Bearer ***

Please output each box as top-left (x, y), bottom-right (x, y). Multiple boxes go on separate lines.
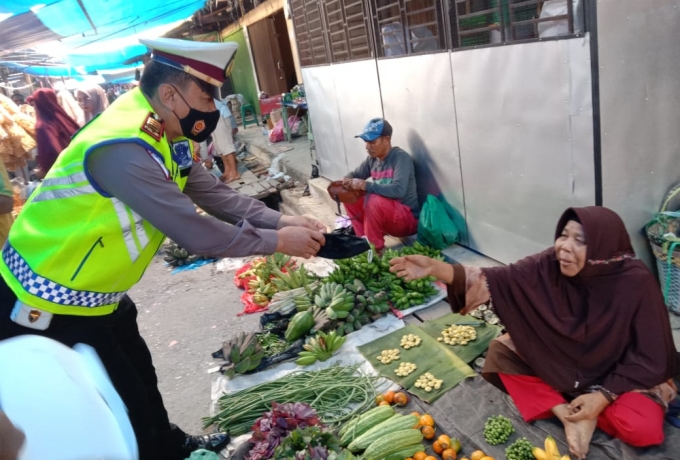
top-left (273, 426), bottom-right (347, 459)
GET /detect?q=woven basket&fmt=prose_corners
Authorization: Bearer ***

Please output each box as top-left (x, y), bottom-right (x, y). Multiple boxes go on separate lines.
top-left (646, 185), bottom-right (680, 314)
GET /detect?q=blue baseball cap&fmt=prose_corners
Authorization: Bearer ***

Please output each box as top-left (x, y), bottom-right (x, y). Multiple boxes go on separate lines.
top-left (355, 118), bottom-right (393, 141)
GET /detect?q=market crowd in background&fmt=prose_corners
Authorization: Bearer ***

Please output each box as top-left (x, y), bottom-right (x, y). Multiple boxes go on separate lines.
top-left (0, 79), bottom-right (199, 236)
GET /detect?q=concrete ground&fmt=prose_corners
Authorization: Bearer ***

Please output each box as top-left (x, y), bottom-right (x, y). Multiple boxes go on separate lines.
top-left (236, 125), bottom-right (314, 185)
top-left (130, 257), bottom-right (261, 435)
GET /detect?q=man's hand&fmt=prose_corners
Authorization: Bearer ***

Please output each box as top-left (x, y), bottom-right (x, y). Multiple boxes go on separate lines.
top-left (346, 178), bottom-right (366, 191)
top-left (278, 215), bottom-right (327, 233)
top-left (276, 226), bottom-right (325, 258)
top-left (564, 392), bottom-right (611, 422)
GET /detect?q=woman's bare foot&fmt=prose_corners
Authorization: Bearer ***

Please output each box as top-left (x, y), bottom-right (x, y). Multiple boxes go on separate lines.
top-left (553, 404), bottom-right (597, 459)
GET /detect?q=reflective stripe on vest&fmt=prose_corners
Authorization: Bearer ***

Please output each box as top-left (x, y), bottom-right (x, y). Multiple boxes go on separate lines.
top-left (111, 198), bottom-right (150, 263)
top-left (31, 184), bottom-right (97, 203)
top-left (2, 244), bottom-right (126, 307)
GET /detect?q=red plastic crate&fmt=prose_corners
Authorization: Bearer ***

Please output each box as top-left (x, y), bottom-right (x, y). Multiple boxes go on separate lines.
top-left (259, 95), bottom-right (283, 115)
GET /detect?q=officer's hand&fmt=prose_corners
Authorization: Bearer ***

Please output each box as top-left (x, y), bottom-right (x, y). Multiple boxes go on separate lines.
top-left (278, 215), bottom-right (327, 233)
top-left (275, 227), bottom-right (325, 259)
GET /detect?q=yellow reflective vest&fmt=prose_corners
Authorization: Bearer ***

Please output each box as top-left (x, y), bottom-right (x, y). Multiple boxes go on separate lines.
top-left (0, 88), bottom-right (190, 316)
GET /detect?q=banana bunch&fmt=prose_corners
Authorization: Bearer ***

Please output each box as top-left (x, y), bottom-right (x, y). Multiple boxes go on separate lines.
top-left (268, 282), bottom-right (320, 315)
top-left (220, 332), bottom-right (265, 377)
top-left (163, 241), bottom-right (199, 267)
top-left (335, 294), bottom-right (373, 336)
top-left (247, 277), bottom-right (277, 297)
top-left (295, 330), bottom-right (346, 366)
top-left (240, 258), bottom-right (266, 279)
top-left (270, 265), bottom-right (314, 292)
top-left (294, 293), bottom-right (313, 311)
top-left (326, 265), bottom-right (353, 285)
top-left (356, 290), bottom-right (390, 315)
top-left (533, 436), bottom-right (570, 460)
top-left (315, 282), bottom-right (354, 320)
top-left (395, 241), bottom-right (444, 259)
top-left (311, 307), bottom-right (331, 333)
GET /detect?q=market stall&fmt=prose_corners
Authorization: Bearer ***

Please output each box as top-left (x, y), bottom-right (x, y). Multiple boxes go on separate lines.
top-left (202, 244), bottom-right (680, 460)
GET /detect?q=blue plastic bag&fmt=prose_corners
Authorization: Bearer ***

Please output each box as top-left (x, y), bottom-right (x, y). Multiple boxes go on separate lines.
top-left (417, 195), bottom-right (460, 250)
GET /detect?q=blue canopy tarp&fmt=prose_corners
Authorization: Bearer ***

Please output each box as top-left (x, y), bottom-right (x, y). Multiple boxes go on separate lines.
top-left (0, 0), bottom-right (205, 52)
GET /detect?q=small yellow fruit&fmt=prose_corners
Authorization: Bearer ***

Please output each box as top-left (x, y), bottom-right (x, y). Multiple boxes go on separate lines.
top-left (470, 451), bottom-right (486, 460)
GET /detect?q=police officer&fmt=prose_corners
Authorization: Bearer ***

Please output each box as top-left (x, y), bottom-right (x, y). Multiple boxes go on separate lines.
top-left (0, 38), bottom-right (326, 460)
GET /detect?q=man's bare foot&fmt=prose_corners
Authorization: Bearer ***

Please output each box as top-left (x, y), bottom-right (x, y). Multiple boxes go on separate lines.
top-left (220, 173), bottom-right (241, 183)
top-left (553, 404), bottom-right (597, 459)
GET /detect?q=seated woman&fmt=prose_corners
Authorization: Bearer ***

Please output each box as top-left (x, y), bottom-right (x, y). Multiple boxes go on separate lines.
top-left (390, 206), bottom-right (679, 459)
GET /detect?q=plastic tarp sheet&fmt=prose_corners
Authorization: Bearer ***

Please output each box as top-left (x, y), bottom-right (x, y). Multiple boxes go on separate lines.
top-left (425, 376), bottom-right (680, 460)
top-left (0, 0), bottom-right (45, 14)
top-left (0, 0), bottom-right (205, 52)
top-left (0, 61), bottom-right (141, 77)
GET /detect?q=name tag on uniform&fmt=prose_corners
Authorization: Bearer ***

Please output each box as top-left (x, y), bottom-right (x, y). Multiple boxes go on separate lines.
top-left (10, 300), bottom-right (53, 330)
top-left (172, 140), bottom-right (193, 178)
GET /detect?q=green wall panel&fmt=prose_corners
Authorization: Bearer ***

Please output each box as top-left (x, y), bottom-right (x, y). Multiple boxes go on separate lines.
top-left (224, 29), bottom-right (260, 114)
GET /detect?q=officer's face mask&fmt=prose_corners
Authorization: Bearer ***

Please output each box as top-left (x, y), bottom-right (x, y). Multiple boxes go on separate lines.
top-left (171, 86), bottom-right (220, 143)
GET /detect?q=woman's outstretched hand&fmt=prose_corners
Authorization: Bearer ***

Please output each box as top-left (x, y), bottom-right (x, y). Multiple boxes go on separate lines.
top-left (390, 255), bottom-right (441, 282)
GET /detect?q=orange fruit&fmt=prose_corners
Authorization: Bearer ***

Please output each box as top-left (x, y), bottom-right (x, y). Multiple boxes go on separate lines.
top-left (384, 390), bottom-right (396, 404)
top-left (442, 449), bottom-right (457, 460)
top-left (405, 458), bottom-right (414, 460)
top-left (378, 400), bottom-right (391, 406)
top-left (438, 434), bottom-right (451, 449)
top-left (421, 425), bottom-right (436, 440)
top-left (432, 440), bottom-right (444, 454)
top-left (419, 414), bottom-right (435, 427)
top-left (394, 391), bottom-right (410, 406)
top-left (413, 452), bottom-right (427, 460)
top-left (424, 456), bottom-right (438, 460)
top-left (459, 458), bottom-right (470, 460)
top-left (374, 394), bottom-right (386, 405)
top-left (410, 411), bottom-right (421, 418)
top-left (450, 438), bottom-right (462, 453)
top-left (480, 457), bottom-right (495, 460)
top-left (470, 451), bottom-right (486, 460)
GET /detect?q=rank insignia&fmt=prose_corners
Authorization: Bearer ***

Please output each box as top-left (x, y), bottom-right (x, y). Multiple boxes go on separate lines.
top-left (141, 112), bottom-right (165, 141)
top-left (28, 309), bottom-right (41, 323)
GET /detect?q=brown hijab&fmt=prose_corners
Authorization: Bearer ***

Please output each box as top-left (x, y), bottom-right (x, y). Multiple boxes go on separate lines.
top-left (483, 206), bottom-right (679, 395)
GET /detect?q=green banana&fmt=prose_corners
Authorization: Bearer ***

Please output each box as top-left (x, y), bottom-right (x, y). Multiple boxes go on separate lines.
top-left (325, 306), bottom-right (338, 320)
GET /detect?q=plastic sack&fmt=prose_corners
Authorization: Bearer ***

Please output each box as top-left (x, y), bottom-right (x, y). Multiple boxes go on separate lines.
top-left (316, 233), bottom-right (370, 259)
top-left (417, 195), bottom-right (460, 250)
top-left (237, 291), bottom-right (268, 316)
top-left (268, 118), bottom-right (285, 143)
top-left (288, 116), bottom-right (301, 134)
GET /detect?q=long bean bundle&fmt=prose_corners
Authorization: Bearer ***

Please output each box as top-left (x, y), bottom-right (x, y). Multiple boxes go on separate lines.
top-left (203, 364), bottom-right (379, 436)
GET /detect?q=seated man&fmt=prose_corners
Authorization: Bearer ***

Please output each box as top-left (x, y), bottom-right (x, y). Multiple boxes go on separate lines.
top-left (343, 118), bottom-right (419, 250)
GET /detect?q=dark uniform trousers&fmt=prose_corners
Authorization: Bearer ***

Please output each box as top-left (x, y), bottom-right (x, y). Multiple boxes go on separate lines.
top-left (0, 278), bottom-right (188, 460)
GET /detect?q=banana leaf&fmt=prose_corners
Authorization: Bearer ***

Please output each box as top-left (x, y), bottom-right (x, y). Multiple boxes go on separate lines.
top-left (417, 313), bottom-right (502, 364)
top-left (357, 325), bottom-right (475, 403)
